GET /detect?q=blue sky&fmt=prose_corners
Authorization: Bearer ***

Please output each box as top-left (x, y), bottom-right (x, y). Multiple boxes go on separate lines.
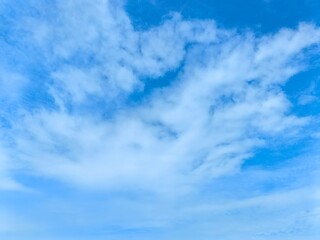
top-left (0, 0), bottom-right (320, 239)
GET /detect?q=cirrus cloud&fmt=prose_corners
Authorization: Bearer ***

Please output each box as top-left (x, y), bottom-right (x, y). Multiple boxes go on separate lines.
top-left (0, 0), bottom-right (320, 195)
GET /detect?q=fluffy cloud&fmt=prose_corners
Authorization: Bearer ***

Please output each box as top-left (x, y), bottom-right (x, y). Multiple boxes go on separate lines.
top-left (0, 0), bottom-right (320, 194)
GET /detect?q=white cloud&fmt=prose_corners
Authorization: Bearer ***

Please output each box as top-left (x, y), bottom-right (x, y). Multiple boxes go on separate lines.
top-left (298, 94), bottom-right (318, 105)
top-left (297, 80), bottom-right (320, 105)
top-left (0, 0), bottom-right (320, 194)
top-left (3, 151), bottom-right (318, 240)
top-left (2, 2), bottom-right (320, 240)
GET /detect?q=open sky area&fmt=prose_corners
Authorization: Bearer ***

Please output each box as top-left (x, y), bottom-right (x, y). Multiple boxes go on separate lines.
top-left (1, 0), bottom-right (320, 239)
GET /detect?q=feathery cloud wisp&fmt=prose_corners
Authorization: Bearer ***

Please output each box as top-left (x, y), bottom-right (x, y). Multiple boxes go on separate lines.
top-left (0, 1), bottom-right (320, 193)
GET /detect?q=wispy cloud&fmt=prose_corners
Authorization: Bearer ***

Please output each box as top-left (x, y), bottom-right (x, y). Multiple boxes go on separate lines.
top-left (0, 0), bottom-right (320, 193)
top-left (0, 0), bottom-right (320, 239)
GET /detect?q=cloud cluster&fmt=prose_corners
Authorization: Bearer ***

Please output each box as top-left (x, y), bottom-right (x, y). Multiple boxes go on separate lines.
top-left (0, 0), bottom-right (320, 194)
